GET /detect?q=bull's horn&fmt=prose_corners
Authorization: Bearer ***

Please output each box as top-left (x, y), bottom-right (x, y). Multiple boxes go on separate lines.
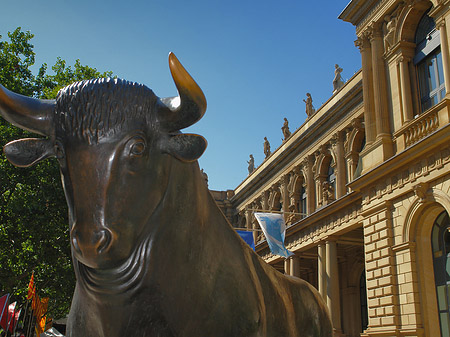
top-left (0, 84), bottom-right (55, 136)
top-left (157, 53), bottom-right (207, 132)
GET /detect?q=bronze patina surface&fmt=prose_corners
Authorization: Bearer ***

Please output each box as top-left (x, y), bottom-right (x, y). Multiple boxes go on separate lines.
top-left (0, 53), bottom-right (332, 337)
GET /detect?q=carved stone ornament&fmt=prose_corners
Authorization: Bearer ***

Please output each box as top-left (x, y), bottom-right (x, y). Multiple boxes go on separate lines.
top-left (413, 182), bottom-right (430, 202)
top-left (0, 53), bottom-right (331, 336)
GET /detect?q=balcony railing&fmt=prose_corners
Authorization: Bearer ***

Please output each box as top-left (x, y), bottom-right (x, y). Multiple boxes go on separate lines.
top-left (404, 109), bottom-right (439, 147)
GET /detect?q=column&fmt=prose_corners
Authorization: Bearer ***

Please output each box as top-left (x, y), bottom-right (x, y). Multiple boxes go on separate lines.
top-left (246, 206), bottom-right (257, 245)
top-left (305, 155), bottom-right (316, 214)
top-left (317, 243), bottom-right (327, 301)
top-left (245, 206), bottom-right (251, 229)
top-left (281, 175), bottom-right (290, 221)
top-left (398, 56), bottom-right (414, 122)
top-left (334, 131), bottom-right (346, 199)
top-left (284, 258), bottom-right (291, 275)
top-left (355, 34), bottom-right (376, 145)
top-left (370, 24), bottom-right (391, 138)
top-left (290, 167), bottom-right (302, 217)
top-left (326, 239), bottom-right (342, 334)
top-left (290, 254), bottom-right (301, 278)
top-left (438, 21), bottom-right (450, 96)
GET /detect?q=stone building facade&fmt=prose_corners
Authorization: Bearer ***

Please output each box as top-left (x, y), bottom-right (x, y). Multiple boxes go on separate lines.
top-left (214, 1), bottom-right (450, 336)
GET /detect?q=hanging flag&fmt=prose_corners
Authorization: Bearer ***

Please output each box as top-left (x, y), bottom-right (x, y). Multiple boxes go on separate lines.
top-left (236, 230), bottom-right (255, 250)
top-left (0, 293), bottom-right (9, 330)
top-left (45, 317), bottom-right (53, 331)
top-left (254, 212), bottom-right (294, 258)
top-left (8, 306), bottom-right (21, 333)
top-left (35, 297), bottom-right (49, 335)
top-left (5, 301), bottom-right (16, 332)
top-left (27, 273), bottom-right (35, 300)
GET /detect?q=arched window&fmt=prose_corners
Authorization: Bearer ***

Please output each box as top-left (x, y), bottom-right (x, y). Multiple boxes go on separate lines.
top-left (431, 211), bottom-right (450, 335)
top-left (414, 10), bottom-right (446, 113)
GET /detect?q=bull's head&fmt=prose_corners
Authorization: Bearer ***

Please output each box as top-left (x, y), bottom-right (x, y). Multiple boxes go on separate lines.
top-left (0, 53), bottom-right (207, 269)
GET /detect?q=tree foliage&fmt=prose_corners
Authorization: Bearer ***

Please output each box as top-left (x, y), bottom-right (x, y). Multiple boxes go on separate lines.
top-left (0, 27), bottom-right (114, 319)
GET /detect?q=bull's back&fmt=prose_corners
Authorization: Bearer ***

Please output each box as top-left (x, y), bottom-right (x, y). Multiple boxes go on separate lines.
top-left (252, 256), bottom-right (332, 337)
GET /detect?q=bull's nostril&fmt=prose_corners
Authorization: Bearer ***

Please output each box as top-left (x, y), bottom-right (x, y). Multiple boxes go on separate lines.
top-left (96, 229), bottom-right (112, 254)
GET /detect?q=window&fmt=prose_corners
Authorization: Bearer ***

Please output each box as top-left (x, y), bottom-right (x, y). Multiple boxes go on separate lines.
top-left (300, 184), bottom-right (307, 218)
top-left (431, 211), bottom-right (450, 337)
top-left (327, 163), bottom-right (336, 200)
top-left (414, 11), bottom-right (446, 113)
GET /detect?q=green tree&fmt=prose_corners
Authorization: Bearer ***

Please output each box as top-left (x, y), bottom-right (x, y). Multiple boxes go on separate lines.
top-left (0, 27), bottom-right (114, 319)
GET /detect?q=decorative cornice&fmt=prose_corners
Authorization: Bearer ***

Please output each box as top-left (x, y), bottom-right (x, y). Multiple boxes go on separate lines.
top-left (359, 143), bottom-right (450, 207)
top-left (349, 123), bottom-right (450, 193)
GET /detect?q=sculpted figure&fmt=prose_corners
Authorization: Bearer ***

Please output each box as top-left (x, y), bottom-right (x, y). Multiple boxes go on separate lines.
top-left (322, 181), bottom-right (335, 204)
top-left (303, 93), bottom-right (315, 117)
top-left (0, 53), bottom-right (331, 337)
top-left (332, 64), bottom-right (344, 92)
top-left (263, 137), bottom-right (271, 158)
top-left (384, 14), bottom-right (397, 51)
top-left (286, 204), bottom-right (299, 226)
top-left (201, 168), bottom-right (208, 187)
top-left (281, 118), bottom-right (291, 140)
top-left (247, 154), bottom-right (255, 174)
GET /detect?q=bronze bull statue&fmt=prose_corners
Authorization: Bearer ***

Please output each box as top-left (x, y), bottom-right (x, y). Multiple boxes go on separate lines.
top-left (0, 53), bottom-right (332, 337)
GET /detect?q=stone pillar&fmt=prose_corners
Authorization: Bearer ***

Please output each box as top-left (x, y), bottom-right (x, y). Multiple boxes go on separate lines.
top-left (370, 23), bottom-right (391, 138)
top-left (284, 258), bottom-right (291, 275)
top-left (290, 254), bottom-right (301, 278)
top-left (355, 35), bottom-right (376, 145)
top-left (245, 206), bottom-right (252, 229)
top-left (438, 21), bottom-right (450, 96)
top-left (317, 243), bottom-right (327, 301)
top-left (305, 155), bottom-right (316, 214)
top-left (245, 206), bottom-right (256, 245)
top-left (326, 239), bottom-right (342, 334)
top-left (281, 175), bottom-right (290, 221)
top-left (334, 131), bottom-right (347, 198)
top-left (398, 56), bottom-right (414, 122)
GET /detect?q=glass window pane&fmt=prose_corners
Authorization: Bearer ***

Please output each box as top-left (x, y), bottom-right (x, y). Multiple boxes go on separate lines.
top-left (431, 93), bottom-right (439, 106)
top-left (433, 224), bottom-right (441, 251)
top-left (447, 254), bottom-right (450, 280)
top-left (428, 57), bottom-right (438, 91)
top-left (418, 61), bottom-right (430, 95)
top-left (437, 50), bottom-right (445, 86)
top-left (440, 313), bottom-right (450, 337)
top-left (437, 285), bottom-right (448, 311)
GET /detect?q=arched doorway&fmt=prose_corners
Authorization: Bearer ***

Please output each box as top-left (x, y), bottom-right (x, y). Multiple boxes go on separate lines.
top-left (431, 211), bottom-right (450, 336)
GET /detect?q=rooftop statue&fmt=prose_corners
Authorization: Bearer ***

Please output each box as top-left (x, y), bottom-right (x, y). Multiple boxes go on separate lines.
top-left (0, 53), bottom-right (331, 337)
top-left (281, 117), bottom-right (291, 141)
top-left (201, 168), bottom-right (209, 187)
top-left (264, 136), bottom-right (271, 159)
top-left (303, 93), bottom-right (315, 117)
top-left (247, 154), bottom-right (255, 174)
top-left (332, 64), bottom-right (344, 93)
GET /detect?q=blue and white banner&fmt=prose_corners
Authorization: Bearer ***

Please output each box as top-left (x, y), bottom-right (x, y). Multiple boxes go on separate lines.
top-left (236, 230), bottom-right (255, 251)
top-left (254, 212), bottom-right (294, 258)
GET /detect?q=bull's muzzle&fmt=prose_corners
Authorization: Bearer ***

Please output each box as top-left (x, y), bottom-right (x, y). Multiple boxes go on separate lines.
top-left (71, 227), bottom-right (113, 266)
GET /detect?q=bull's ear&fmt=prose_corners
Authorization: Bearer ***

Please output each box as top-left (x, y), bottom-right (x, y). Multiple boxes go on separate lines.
top-left (164, 134), bottom-right (207, 162)
top-left (3, 138), bottom-right (55, 167)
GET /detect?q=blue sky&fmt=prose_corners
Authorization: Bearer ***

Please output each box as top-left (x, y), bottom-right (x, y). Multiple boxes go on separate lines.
top-left (1, 0), bottom-right (361, 191)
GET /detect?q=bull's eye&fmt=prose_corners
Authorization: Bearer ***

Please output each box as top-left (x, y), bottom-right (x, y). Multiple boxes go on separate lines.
top-left (130, 141), bottom-right (146, 156)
